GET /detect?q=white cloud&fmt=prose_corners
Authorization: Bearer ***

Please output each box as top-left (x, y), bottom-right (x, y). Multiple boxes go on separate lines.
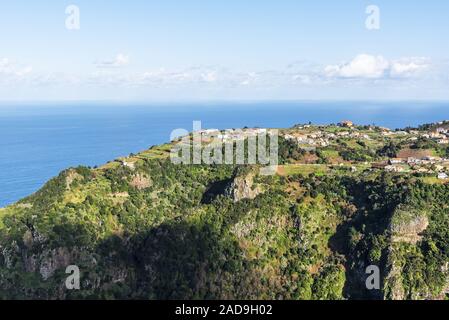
top-left (1, 54), bottom-right (441, 101)
top-left (83, 56), bottom-right (431, 90)
top-left (0, 57), bottom-right (33, 83)
top-left (325, 54), bottom-right (390, 79)
top-left (325, 54), bottom-right (430, 79)
top-left (0, 58), bottom-right (11, 69)
top-left (240, 72), bottom-right (258, 86)
top-left (390, 57), bottom-right (429, 77)
top-left (95, 53), bottom-right (130, 68)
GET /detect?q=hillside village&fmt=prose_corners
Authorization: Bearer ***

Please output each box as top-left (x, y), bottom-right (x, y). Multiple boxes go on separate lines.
top-left (193, 120), bottom-right (449, 181)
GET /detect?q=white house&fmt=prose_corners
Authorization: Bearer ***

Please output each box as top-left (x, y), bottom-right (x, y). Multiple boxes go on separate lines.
top-left (438, 173), bottom-right (448, 180)
top-left (389, 158), bottom-right (404, 165)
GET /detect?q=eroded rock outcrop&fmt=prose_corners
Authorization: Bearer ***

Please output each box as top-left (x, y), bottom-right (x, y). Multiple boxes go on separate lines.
top-left (225, 172), bottom-right (262, 202)
top-left (390, 206), bottom-right (429, 244)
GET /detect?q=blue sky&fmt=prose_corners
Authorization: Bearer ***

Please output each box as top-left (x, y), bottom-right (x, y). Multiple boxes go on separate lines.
top-left (1, 0), bottom-right (448, 101)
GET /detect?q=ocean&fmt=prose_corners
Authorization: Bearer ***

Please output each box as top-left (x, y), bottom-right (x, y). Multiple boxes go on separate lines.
top-left (1, 101), bottom-right (448, 207)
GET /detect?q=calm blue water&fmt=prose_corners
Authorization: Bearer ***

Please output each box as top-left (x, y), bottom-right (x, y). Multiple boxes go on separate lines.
top-left (1, 101), bottom-right (449, 207)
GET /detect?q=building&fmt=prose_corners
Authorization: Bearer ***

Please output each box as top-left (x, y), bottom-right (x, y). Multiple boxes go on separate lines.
top-left (407, 157), bottom-right (420, 165)
top-left (389, 158), bottom-right (404, 165)
top-left (438, 173), bottom-right (448, 180)
top-left (121, 160), bottom-right (136, 170)
top-left (430, 132), bottom-right (442, 138)
top-left (197, 129), bottom-right (221, 139)
top-left (385, 165), bottom-right (405, 173)
top-left (338, 120), bottom-right (354, 128)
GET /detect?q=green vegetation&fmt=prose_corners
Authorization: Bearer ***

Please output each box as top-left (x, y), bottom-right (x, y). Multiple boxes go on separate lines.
top-left (1, 122), bottom-right (449, 300)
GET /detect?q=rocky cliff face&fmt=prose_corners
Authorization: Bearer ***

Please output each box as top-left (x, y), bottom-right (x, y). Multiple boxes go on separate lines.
top-left (383, 205), bottom-right (449, 300)
top-left (390, 206), bottom-right (429, 244)
top-left (225, 172), bottom-right (263, 202)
